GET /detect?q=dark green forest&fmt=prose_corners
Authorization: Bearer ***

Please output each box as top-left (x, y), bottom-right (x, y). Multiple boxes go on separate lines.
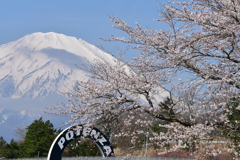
top-left (0, 117), bottom-right (100, 159)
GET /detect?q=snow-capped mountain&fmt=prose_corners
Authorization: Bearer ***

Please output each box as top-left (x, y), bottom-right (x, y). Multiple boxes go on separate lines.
top-left (0, 32), bottom-right (117, 141)
top-left (0, 32), bottom-right (115, 98)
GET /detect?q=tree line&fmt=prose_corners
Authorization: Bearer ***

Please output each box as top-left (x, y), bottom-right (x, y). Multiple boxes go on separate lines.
top-left (0, 117), bottom-right (100, 159)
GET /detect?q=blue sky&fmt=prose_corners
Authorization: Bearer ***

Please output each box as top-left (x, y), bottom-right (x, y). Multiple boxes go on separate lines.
top-left (0, 0), bottom-right (183, 58)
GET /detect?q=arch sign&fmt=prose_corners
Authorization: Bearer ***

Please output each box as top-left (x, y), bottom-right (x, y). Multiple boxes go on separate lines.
top-left (47, 124), bottom-right (114, 160)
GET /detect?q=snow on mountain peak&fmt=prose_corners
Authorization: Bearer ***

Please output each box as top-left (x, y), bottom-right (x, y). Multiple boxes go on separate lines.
top-left (0, 32), bottom-right (116, 98)
top-left (16, 32), bottom-right (82, 51)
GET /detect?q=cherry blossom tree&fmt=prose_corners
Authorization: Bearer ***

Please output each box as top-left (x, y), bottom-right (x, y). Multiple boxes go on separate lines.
top-left (50, 0), bottom-right (240, 158)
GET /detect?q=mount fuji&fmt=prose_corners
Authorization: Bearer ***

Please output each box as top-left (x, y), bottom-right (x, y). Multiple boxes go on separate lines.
top-left (0, 32), bottom-right (117, 141)
top-left (0, 32), bottom-right (116, 98)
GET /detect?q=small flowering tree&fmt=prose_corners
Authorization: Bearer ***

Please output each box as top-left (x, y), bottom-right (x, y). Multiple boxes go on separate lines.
top-left (50, 0), bottom-right (240, 158)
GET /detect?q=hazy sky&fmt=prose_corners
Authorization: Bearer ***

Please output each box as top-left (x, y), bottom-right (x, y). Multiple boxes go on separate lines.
top-left (0, 0), bottom-right (183, 58)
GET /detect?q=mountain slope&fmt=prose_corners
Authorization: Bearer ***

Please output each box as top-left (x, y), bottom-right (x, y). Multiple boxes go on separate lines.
top-left (0, 32), bottom-right (117, 141)
top-left (0, 32), bottom-right (116, 98)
